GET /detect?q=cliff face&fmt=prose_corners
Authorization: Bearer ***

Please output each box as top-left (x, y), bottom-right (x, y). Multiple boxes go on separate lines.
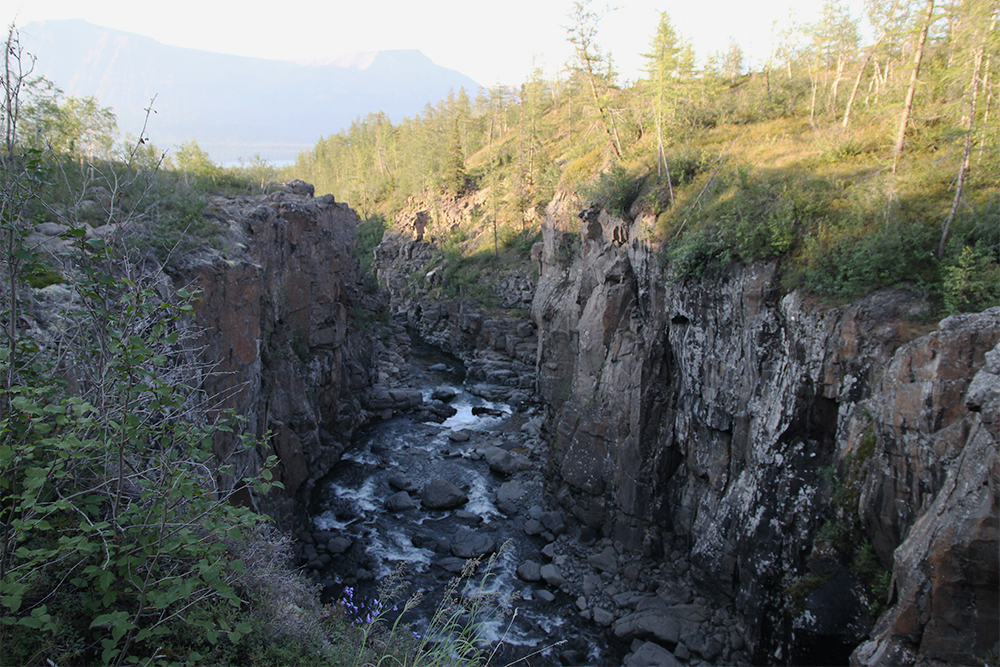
top-left (531, 200), bottom-right (999, 665)
top-left (372, 230), bottom-right (538, 404)
top-left (177, 182), bottom-right (378, 522)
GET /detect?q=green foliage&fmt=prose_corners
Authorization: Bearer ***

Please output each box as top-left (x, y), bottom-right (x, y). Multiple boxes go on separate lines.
top-left (555, 232), bottom-right (582, 266)
top-left (273, 0), bottom-right (999, 314)
top-left (851, 539), bottom-right (891, 615)
top-left (2, 43), bottom-right (281, 663)
top-left (173, 139), bottom-right (219, 181)
top-left (354, 215), bottom-right (387, 290)
top-left (583, 163), bottom-right (642, 217)
top-left (435, 252), bottom-right (500, 308)
top-left (135, 187), bottom-right (223, 265)
top-left (810, 436), bottom-right (891, 617)
top-left (943, 245), bottom-right (1000, 314)
top-left (791, 222), bottom-right (939, 302)
top-left (443, 119), bottom-right (469, 197)
top-left (663, 164), bottom-right (805, 278)
top-left (24, 264), bottom-right (64, 289)
top-left (19, 78), bottom-right (118, 160)
top-left (0, 228), bottom-right (277, 665)
top-left (499, 227), bottom-right (542, 258)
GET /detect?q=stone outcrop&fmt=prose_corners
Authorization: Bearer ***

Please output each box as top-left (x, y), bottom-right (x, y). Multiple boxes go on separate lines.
top-left (530, 198), bottom-right (1000, 666)
top-left (175, 184), bottom-right (380, 522)
top-left (851, 337), bottom-right (999, 666)
top-left (373, 229), bottom-right (538, 402)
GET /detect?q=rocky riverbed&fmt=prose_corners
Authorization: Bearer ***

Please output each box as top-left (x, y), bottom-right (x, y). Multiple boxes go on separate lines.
top-left (290, 336), bottom-right (753, 666)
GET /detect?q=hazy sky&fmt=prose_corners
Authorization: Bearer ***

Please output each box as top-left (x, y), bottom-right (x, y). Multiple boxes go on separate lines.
top-left (3, 0), bottom-right (838, 88)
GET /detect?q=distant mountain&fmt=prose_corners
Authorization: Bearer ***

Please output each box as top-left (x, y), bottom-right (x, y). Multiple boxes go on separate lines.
top-left (19, 19), bottom-right (481, 163)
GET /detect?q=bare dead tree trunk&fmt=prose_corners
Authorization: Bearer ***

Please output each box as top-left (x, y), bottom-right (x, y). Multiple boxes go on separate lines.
top-left (829, 54), bottom-right (846, 117)
top-left (893, 0), bottom-right (936, 171)
top-left (978, 19), bottom-right (997, 163)
top-left (809, 65), bottom-right (819, 126)
top-left (843, 0), bottom-right (900, 130)
top-left (939, 3), bottom-right (997, 258)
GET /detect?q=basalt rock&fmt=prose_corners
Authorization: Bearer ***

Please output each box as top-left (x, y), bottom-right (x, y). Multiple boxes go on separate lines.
top-left (372, 230), bottom-right (538, 396)
top-left (530, 195), bottom-right (1000, 666)
top-left (420, 479), bottom-right (469, 510)
top-left (175, 183), bottom-right (380, 524)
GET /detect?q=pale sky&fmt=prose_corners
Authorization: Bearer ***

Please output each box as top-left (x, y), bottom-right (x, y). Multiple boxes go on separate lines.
top-left (2, 0), bottom-right (840, 88)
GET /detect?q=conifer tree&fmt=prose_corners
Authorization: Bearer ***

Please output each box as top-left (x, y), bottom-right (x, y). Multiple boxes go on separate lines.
top-left (566, 0), bottom-right (623, 158)
top-left (643, 11), bottom-right (692, 198)
top-left (443, 117), bottom-right (467, 196)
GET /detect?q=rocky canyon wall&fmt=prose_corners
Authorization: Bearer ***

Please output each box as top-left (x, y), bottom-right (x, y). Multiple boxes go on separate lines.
top-left (530, 197), bottom-right (999, 666)
top-left (175, 181), bottom-right (380, 523)
top-left (373, 230), bottom-right (539, 406)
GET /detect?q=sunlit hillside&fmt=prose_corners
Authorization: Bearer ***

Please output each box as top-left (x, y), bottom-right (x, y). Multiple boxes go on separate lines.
top-left (285, 1), bottom-right (1000, 315)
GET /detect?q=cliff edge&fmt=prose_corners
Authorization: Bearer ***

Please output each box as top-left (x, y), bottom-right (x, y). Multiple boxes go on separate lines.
top-left (531, 200), bottom-right (998, 666)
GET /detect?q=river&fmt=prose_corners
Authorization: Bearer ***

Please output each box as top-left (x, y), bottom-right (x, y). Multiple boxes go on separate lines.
top-left (307, 336), bottom-right (624, 665)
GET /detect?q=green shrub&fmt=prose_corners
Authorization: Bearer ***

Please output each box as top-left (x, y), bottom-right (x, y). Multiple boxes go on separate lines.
top-left (354, 215), bottom-right (386, 282)
top-left (583, 163), bottom-right (642, 218)
top-left (499, 227), bottom-right (541, 258)
top-left (791, 222), bottom-right (939, 302)
top-left (943, 245), bottom-right (1000, 314)
top-left (24, 264), bottom-right (64, 289)
top-left (0, 257), bottom-right (279, 665)
top-left (663, 224), bottom-right (728, 279)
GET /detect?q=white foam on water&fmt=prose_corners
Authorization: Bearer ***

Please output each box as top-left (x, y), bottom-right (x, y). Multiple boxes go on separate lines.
top-left (441, 401), bottom-right (511, 431)
top-left (464, 473), bottom-right (501, 524)
top-left (343, 448), bottom-right (382, 466)
top-left (329, 477), bottom-right (380, 515)
top-left (367, 527), bottom-right (434, 578)
top-left (312, 509), bottom-right (350, 531)
top-left (457, 545), bottom-right (527, 645)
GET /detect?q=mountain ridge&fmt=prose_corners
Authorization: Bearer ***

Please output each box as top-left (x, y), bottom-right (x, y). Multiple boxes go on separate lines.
top-left (19, 19), bottom-right (481, 163)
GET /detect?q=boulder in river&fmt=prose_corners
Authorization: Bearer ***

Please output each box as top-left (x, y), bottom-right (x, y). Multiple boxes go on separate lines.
top-left (388, 474), bottom-right (419, 493)
top-left (540, 563), bottom-right (568, 589)
top-left (326, 536), bottom-right (352, 555)
top-left (431, 386), bottom-right (458, 402)
top-left (450, 529), bottom-right (496, 559)
top-left (484, 446), bottom-right (530, 476)
top-left (496, 480), bottom-right (526, 508)
top-left (420, 479), bottom-right (469, 510)
top-left (516, 560), bottom-right (542, 582)
top-left (612, 609), bottom-right (681, 644)
top-left (418, 400), bottom-right (458, 423)
top-left (385, 491), bottom-right (418, 512)
top-left (623, 641), bottom-right (682, 667)
top-left (434, 557), bottom-right (468, 574)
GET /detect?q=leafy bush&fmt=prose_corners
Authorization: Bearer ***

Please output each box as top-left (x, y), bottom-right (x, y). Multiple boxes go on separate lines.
top-left (943, 245), bottom-right (1000, 314)
top-left (0, 220), bottom-right (282, 665)
top-left (791, 222), bottom-right (939, 302)
top-left (136, 187), bottom-right (224, 264)
top-left (354, 215), bottom-right (387, 283)
top-left (499, 226), bottom-right (541, 258)
top-left (583, 163), bottom-right (642, 218)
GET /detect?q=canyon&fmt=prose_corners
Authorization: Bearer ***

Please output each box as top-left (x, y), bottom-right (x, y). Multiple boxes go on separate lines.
top-left (172, 181), bottom-right (997, 666)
